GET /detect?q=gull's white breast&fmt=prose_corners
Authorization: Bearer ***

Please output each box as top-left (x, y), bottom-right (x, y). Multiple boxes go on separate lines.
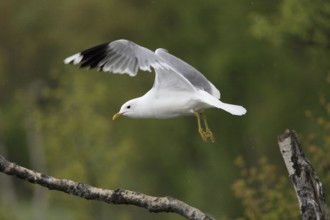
top-left (139, 90), bottom-right (209, 119)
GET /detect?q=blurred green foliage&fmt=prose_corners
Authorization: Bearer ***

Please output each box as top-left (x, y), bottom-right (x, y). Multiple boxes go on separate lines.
top-left (232, 90), bottom-right (330, 220)
top-left (232, 156), bottom-right (300, 220)
top-left (0, 0), bottom-right (329, 219)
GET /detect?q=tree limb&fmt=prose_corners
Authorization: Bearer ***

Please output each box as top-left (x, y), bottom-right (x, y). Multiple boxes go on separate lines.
top-left (278, 129), bottom-right (329, 220)
top-left (0, 154), bottom-right (213, 220)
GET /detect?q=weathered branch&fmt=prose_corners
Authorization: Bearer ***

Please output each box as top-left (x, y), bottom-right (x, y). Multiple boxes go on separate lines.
top-left (278, 129), bottom-right (329, 220)
top-left (0, 154), bottom-right (214, 220)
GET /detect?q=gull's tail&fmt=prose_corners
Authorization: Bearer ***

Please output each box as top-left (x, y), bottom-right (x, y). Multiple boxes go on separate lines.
top-left (198, 90), bottom-right (247, 116)
top-left (215, 101), bottom-right (247, 116)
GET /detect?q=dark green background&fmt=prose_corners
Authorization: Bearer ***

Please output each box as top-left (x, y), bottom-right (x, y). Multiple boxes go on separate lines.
top-left (0, 0), bottom-right (329, 219)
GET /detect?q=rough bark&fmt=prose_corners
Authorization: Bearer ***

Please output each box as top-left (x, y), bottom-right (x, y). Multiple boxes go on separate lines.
top-left (0, 154), bottom-right (214, 220)
top-left (278, 129), bottom-right (329, 220)
top-left (0, 142), bottom-right (18, 207)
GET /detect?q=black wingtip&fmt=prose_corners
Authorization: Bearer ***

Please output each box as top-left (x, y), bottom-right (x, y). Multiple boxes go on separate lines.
top-left (76, 42), bottom-right (110, 69)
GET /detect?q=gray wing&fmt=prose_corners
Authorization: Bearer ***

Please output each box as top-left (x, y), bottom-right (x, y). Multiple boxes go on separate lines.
top-left (153, 67), bottom-right (197, 93)
top-left (64, 39), bottom-right (171, 76)
top-left (155, 49), bottom-right (220, 99)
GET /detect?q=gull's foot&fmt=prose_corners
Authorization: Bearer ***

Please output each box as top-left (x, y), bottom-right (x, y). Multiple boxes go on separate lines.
top-left (198, 128), bottom-right (208, 143)
top-left (204, 129), bottom-right (215, 143)
top-left (195, 112), bottom-right (216, 143)
top-left (198, 128), bottom-right (215, 143)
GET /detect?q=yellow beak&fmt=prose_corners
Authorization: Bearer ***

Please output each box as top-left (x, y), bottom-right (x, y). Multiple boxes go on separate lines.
top-left (112, 112), bottom-right (123, 120)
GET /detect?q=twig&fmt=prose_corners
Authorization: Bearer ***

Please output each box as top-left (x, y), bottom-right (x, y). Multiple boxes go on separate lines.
top-left (0, 154), bottom-right (214, 220)
top-left (278, 129), bottom-right (329, 220)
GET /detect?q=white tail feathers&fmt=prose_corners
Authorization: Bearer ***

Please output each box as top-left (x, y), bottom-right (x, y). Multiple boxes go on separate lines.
top-left (215, 101), bottom-right (247, 115)
top-left (198, 90), bottom-right (247, 116)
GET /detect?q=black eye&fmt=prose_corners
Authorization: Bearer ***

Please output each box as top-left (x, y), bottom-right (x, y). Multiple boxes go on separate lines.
top-left (127, 105), bottom-right (131, 109)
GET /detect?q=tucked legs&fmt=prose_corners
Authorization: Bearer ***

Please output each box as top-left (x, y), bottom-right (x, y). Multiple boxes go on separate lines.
top-left (194, 112), bottom-right (215, 143)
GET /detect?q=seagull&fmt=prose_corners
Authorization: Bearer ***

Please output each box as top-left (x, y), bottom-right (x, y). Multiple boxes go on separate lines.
top-left (64, 39), bottom-right (247, 143)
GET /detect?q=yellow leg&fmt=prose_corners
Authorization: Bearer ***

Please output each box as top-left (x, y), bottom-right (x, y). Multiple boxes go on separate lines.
top-left (202, 114), bottom-right (215, 143)
top-left (194, 112), bottom-right (207, 142)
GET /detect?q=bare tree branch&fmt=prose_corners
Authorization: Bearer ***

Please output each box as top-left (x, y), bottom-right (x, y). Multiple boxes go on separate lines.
top-left (0, 154), bottom-right (214, 220)
top-left (278, 129), bottom-right (329, 220)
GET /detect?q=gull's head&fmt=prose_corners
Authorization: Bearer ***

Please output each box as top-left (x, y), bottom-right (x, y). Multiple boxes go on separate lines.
top-left (112, 98), bottom-right (143, 120)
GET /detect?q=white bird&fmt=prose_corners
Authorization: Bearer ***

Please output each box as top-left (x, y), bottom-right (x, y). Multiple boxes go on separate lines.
top-left (64, 39), bottom-right (246, 143)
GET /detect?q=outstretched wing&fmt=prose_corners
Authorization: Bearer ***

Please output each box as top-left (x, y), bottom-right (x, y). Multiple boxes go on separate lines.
top-left (64, 39), bottom-right (171, 76)
top-left (155, 49), bottom-right (220, 99)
